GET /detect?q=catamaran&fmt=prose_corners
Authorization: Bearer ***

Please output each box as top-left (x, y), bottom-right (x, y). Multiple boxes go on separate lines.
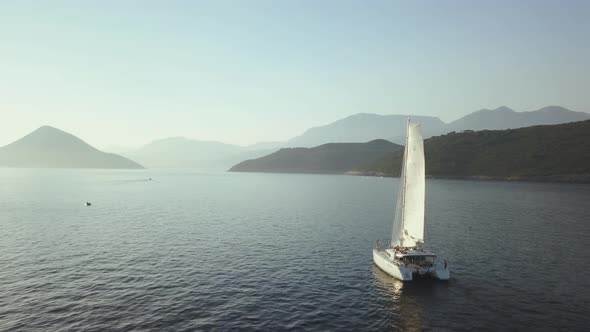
top-left (372, 119), bottom-right (450, 281)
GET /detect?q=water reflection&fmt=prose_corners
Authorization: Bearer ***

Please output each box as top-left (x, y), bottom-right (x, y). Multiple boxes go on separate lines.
top-left (372, 264), bottom-right (451, 331)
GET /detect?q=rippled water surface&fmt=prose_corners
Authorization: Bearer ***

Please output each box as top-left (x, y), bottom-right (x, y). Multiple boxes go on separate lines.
top-left (0, 169), bottom-right (589, 331)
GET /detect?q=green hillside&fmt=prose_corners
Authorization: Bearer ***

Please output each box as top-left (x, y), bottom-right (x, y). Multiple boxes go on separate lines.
top-left (356, 120), bottom-right (590, 182)
top-left (229, 139), bottom-right (402, 174)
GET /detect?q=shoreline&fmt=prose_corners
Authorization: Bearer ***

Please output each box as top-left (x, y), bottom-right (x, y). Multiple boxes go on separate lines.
top-left (230, 169), bottom-right (590, 184)
top-left (346, 171), bottom-right (590, 184)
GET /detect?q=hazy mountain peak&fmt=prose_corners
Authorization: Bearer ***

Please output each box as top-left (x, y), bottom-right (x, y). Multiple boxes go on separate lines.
top-left (493, 106), bottom-right (515, 112)
top-left (37, 125), bottom-right (60, 131)
top-left (9, 125), bottom-right (91, 151)
top-left (367, 138), bottom-right (395, 145)
top-left (472, 106), bottom-right (515, 114)
top-left (449, 105), bottom-right (589, 131)
top-left (345, 113), bottom-right (382, 120)
top-left (0, 126), bottom-right (143, 169)
top-left (159, 136), bottom-right (188, 141)
top-left (287, 112), bottom-right (446, 147)
top-left (30, 125), bottom-right (73, 137)
top-left (122, 136), bottom-right (271, 169)
top-left (534, 105), bottom-right (572, 113)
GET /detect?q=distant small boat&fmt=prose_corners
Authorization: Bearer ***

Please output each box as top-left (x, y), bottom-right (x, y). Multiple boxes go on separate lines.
top-left (85, 202), bottom-right (92, 206)
top-left (373, 119), bottom-right (450, 281)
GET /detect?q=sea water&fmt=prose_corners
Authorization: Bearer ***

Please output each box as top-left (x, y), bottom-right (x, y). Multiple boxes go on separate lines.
top-left (0, 169), bottom-right (588, 331)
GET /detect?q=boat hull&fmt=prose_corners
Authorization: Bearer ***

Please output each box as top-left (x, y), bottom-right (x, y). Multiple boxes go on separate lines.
top-left (431, 268), bottom-right (450, 280)
top-left (372, 249), bottom-right (450, 281)
top-left (373, 249), bottom-right (413, 281)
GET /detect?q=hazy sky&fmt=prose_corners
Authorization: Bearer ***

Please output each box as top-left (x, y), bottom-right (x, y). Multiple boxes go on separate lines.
top-left (1, 0), bottom-right (589, 148)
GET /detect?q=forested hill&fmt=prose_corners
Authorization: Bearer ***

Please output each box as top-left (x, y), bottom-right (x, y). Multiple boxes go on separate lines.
top-left (355, 120), bottom-right (590, 182)
top-left (229, 139), bottom-right (402, 174)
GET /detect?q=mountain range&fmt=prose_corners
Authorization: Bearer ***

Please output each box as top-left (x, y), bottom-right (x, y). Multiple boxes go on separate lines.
top-left (3, 106), bottom-right (587, 170)
top-left (0, 126), bottom-right (143, 169)
top-left (121, 137), bottom-right (275, 170)
top-left (229, 120), bottom-right (590, 182)
top-left (111, 106), bottom-right (589, 169)
top-left (446, 106), bottom-right (590, 132)
top-left (286, 106), bottom-right (590, 147)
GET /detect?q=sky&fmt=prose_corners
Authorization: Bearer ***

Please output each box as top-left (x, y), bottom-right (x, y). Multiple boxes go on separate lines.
top-left (1, 0), bottom-right (589, 149)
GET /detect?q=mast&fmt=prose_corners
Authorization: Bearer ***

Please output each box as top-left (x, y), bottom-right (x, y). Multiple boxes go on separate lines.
top-left (400, 118), bottom-right (410, 247)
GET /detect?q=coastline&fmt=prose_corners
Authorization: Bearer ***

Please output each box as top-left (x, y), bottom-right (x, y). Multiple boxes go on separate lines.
top-left (346, 171), bottom-right (590, 184)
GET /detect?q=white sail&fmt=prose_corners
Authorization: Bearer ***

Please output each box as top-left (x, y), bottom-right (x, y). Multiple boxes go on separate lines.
top-left (402, 122), bottom-right (425, 246)
top-left (390, 120), bottom-right (425, 248)
top-left (390, 136), bottom-right (406, 246)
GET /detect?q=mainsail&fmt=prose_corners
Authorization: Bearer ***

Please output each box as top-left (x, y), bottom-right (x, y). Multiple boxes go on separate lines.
top-left (390, 120), bottom-right (425, 248)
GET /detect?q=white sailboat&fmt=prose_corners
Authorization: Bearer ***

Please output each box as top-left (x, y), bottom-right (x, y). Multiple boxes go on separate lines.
top-left (372, 119), bottom-right (450, 281)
